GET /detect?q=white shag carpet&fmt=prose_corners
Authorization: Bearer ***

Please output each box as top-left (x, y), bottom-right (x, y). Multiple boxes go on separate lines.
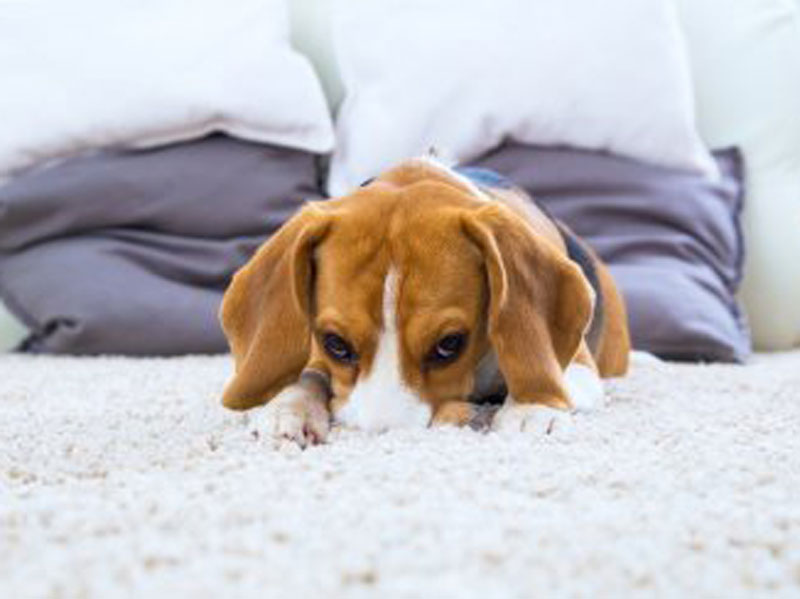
top-left (1, 352), bottom-right (800, 598)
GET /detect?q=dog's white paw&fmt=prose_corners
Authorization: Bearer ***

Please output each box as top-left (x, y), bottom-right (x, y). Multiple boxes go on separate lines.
top-left (249, 386), bottom-right (330, 449)
top-left (491, 401), bottom-right (574, 435)
top-left (564, 363), bottom-right (605, 412)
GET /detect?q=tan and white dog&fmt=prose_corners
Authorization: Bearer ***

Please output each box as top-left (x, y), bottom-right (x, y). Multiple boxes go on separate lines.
top-left (219, 158), bottom-right (630, 447)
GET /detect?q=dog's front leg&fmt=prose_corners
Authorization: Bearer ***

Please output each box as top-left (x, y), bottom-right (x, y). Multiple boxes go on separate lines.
top-left (249, 369), bottom-right (331, 448)
top-left (491, 350), bottom-right (604, 435)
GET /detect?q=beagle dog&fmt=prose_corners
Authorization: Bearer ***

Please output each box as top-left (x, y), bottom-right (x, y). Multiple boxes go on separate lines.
top-left (219, 158), bottom-right (630, 446)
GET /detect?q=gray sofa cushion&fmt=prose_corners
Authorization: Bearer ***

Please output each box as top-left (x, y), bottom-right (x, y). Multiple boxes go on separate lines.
top-left (0, 135), bottom-right (321, 355)
top-left (0, 135), bottom-right (748, 361)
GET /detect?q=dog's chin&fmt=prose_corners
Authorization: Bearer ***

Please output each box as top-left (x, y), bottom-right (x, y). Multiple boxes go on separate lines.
top-left (331, 392), bottom-right (432, 433)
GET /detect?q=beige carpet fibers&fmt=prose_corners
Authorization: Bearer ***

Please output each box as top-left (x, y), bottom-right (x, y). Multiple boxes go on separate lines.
top-left (1, 352), bottom-right (800, 597)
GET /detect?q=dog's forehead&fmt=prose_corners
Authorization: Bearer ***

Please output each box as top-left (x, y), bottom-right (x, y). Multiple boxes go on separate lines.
top-left (318, 199), bottom-right (479, 286)
top-left (313, 175), bottom-right (489, 323)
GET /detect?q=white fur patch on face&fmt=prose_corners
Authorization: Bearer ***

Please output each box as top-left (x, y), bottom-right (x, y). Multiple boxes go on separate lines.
top-left (334, 269), bottom-right (432, 432)
top-left (564, 363), bottom-right (605, 412)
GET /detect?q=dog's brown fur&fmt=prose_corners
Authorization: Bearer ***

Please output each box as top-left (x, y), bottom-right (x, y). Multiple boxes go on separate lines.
top-left (220, 159), bottom-right (630, 427)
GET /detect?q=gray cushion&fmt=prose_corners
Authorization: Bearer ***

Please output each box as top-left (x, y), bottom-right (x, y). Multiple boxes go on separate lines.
top-left (0, 135), bottom-right (749, 361)
top-left (468, 143), bottom-right (749, 362)
top-left (0, 135), bottom-right (321, 355)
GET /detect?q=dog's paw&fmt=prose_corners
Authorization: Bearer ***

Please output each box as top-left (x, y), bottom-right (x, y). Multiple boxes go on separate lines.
top-left (564, 363), bottom-right (605, 412)
top-left (249, 386), bottom-right (330, 449)
top-left (491, 401), bottom-right (574, 435)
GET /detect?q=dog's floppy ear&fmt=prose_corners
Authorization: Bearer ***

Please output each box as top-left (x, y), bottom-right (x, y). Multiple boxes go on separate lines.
top-left (220, 203), bottom-right (331, 410)
top-left (462, 204), bottom-right (593, 408)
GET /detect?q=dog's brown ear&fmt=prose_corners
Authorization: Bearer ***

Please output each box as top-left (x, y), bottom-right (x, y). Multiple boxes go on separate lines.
top-left (220, 203), bottom-right (331, 410)
top-left (462, 204), bottom-right (593, 409)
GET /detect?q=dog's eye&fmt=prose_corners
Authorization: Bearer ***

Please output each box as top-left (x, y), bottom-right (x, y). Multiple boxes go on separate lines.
top-left (425, 333), bottom-right (467, 367)
top-left (322, 332), bottom-right (358, 364)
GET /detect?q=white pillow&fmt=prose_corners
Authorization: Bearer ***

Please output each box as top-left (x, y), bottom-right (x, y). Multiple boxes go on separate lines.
top-left (674, 0), bottom-right (800, 349)
top-left (0, 300), bottom-right (27, 352)
top-left (287, 0), bottom-right (344, 111)
top-left (0, 0), bottom-right (334, 177)
top-left (328, 0), bottom-right (714, 195)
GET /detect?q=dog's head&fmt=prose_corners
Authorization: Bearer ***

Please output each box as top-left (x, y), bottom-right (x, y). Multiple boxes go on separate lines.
top-left (219, 159), bottom-right (593, 430)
